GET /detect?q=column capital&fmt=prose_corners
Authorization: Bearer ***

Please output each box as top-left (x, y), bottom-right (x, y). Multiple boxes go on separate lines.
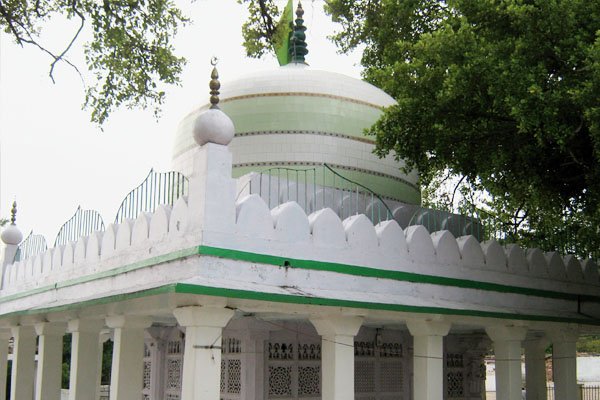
top-left (547, 325), bottom-right (579, 343)
top-left (10, 325), bottom-right (36, 337)
top-left (485, 325), bottom-right (527, 342)
top-left (34, 322), bottom-right (66, 336)
top-left (105, 315), bottom-right (152, 330)
top-left (406, 319), bottom-right (451, 337)
top-left (67, 318), bottom-right (105, 333)
top-left (173, 306), bottom-right (234, 328)
top-left (523, 332), bottom-right (550, 350)
top-left (310, 315), bottom-right (363, 337)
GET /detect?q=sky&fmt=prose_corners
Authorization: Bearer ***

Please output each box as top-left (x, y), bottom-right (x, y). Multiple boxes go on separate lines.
top-left (0, 0), bottom-right (363, 244)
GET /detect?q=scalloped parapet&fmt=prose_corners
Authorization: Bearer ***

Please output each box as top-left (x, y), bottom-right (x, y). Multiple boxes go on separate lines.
top-left (1, 159), bottom-right (598, 320)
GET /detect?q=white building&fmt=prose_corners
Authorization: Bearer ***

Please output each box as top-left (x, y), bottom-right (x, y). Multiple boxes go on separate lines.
top-left (0, 4), bottom-right (598, 400)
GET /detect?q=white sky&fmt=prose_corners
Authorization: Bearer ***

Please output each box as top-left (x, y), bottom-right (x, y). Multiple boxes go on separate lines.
top-left (0, 0), bottom-right (362, 243)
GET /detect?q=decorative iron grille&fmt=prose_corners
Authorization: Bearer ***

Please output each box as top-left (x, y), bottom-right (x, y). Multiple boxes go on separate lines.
top-left (53, 206), bottom-right (105, 247)
top-left (114, 169), bottom-right (188, 223)
top-left (14, 231), bottom-right (47, 262)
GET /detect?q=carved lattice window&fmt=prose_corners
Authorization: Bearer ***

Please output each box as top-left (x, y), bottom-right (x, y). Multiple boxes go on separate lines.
top-left (164, 333), bottom-right (184, 400)
top-left (447, 372), bottom-right (464, 397)
top-left (142, 340), bottom-right (153, 399)
top-left (268, 366), bottom-right (293, 396)
top-left (298, 343), bottom-right (321, 360)
top-left (355, 339), bottom-right (404, 399)
top-left (221, 336), bottom-right (242, 399)
top-left (143, 361), bottom-right (151, 390)
top-left (297, 366), bottom-right (320, 396)
top-left (268, 342), bottom-right (294, 360)
top-left (167, 340), bottom-right (182, 355)
top-left (220, 360), bottom-right (226, 393)
top-left (167, 359), bottom-right (182, 389)
top-left (355, 360), bottom-right (376, 393)
top-left (446, 353), bottom-right (465, 399)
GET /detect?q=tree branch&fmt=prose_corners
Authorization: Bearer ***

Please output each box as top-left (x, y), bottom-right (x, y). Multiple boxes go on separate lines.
top-left (48, 0), bottom-right (85, 84)
top-left (0, 0), bottom-right (24, 45)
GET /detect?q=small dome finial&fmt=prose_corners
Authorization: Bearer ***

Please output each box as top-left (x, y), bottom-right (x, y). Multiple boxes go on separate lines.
top-left (209, 56), bottom-right (221, 109)
top-left (2, 201), bottom-right (23, 245)
top-left (289, 1), bottom-right (309, 64)
top-left (192, 58), bottom-right (235, 147)
top-left (10, 201), bottom-right (17, 225)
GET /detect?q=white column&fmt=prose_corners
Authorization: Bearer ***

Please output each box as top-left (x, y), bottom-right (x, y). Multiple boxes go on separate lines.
top-left (34, 322), bottom-right (66, 400)
top-left (105, 315), bottom-right (152, 400)
top-left (68, 319), bottom-right (105, 400)
top-left (244, 330), bottom-right (270, 400)
top-left (486, 326), bottom-right (527, 400)
top-left (407, 320), bottom-right (451, 400)
top-left (524, 334), bottom-right (548, 400)
top-left (310, 315), bottom-right (363, 400)
top-left (0, 331), bottom-right (12, 400)
top-left (147, 327), bottom-right (170, 400)
top-left (173, 306), bottom-right (234, 400)
top-left (10, 325), bottom-right (36, 400)
top-left (549, 328), bottom-right (578, 400)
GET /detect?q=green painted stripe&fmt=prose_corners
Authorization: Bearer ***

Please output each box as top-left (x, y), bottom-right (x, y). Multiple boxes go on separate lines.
top-left (197, 245), bottom-right (600, 302)
top-left (174, 283), bottom-right (600, 326)
top-left (0, 247), bottom-right (199, 304)
top-left (2, 243), bottom-right (599, 322)
top-left (0, 285), bottom-right (177, 318)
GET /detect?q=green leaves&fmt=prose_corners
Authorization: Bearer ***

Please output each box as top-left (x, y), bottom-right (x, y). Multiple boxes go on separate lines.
top-left (329, 0), bottom-right (600, 258)
top-left (84, 0), bottom-right (187, 124)
top-left (238, 0), bottom-right (281, 58)
top-left (0, 0), bottom-right (187, 124)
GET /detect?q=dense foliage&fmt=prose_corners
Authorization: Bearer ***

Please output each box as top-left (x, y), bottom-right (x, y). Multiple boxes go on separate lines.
top-left (0, 0), bottom-right (187, 124)
top-left (324, 0), bottom-right (600, 257)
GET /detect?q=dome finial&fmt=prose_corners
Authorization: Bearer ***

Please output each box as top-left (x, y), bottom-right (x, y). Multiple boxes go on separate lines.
top-left (2, 200), bottom-right (23, 245)
top-left (10, 201), bottom-right (17, 225)
top-left (289, 1), bottom-right (308, 64)
top-left (192, 58), bottom-right (235, 147)
top-left (209, 56), bottom-right (221, 109)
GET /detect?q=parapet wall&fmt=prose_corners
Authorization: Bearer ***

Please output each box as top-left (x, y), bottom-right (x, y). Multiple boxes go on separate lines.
top-left (1, 143), bottom-right (598, 314)
top-left (2, 192), bottom-right (598, 299)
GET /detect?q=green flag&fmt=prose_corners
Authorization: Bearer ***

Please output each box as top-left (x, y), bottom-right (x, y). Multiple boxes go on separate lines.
top-left (273, 0), bottom-right (294, 66)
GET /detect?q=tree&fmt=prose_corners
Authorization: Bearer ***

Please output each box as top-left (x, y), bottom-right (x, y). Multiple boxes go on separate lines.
top-left (245, 0), bottom-right (600, 258)
top-left (0, 0), bottom-right (187, 124)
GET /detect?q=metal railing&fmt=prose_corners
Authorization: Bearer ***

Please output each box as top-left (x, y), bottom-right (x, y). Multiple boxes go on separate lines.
top-left (247, 163), bottom-right (485, 240)
top-left (546, 385), bottom-right (600, 400)
top-left (14, 231), bottom-right (47, 262)
top-left (250, 163), bottom-right (394, 224)
top-left (114, 169), bottom-right (188, 223)
top-left (54, 206), bottom-right (105, 247)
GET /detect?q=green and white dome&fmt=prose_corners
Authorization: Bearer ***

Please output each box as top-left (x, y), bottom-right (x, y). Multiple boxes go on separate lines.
top-left (172, 63), bottom-right (420, 204)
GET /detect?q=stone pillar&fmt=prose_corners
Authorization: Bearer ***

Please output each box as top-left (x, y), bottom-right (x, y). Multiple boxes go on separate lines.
top-left (244, 330), bottom-right (270, 400)
top-left (147, 327), bottom-right (170, 400)
top-left (34, 322), bottom-right (66, 400)
top-left (68, 319), bottom-right (105, 400)
top-left (0, 331), bottom-right (12, 400)
top-left (523, 334), bottom-right (549, 400)
top-left (105, 316), bottom-right (152, 400)
top-left (486, 326), bottom-right (527, 400)
top-left (173, 306), bottom-right (234, 400)
top-left (10, 325), bottom-right (36, 400)
top-left (407, 320), bottom-right (451, 400)
top-left (549, 328), bottom-right (579, 400)
top-left (310, 315), bottom-right (363, 400)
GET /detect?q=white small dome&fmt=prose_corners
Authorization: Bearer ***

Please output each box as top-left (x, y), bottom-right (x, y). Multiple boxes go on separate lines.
top-left (193, 108), bottom-right (235, 146)
top-left (1, 224), bottom-right (23, 245)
